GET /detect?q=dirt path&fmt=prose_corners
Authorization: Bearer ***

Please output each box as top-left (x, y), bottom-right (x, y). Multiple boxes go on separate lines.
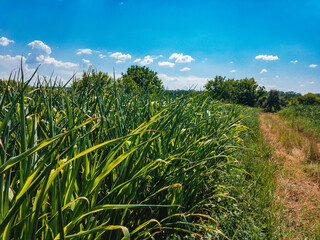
top-left (260, 113), bottom-right (320, 239)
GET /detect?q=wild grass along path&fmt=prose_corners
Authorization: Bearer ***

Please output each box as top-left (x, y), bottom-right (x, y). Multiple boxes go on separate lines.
top-left (260, 112), bottom-right (320, 239)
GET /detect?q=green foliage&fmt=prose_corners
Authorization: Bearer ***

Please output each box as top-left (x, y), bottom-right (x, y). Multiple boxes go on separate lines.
top-left (1, 66), bottom-right (281, 239)
top-left (263, 90), bottom-right (281, 112)
top-left (279, 105), bottom-right (320, 138)
top-left (120, 65), bottom-right (164, 93)
top-left (204, 76), bottom-right (234, 101)
top-left (204, 76), bottom-right (265, 107)
top-left (71, 68), bottom-right (113, 92)
top-left (233, 78), bottom-right (261, 106)
top-left (0, 68), bottom-right (258, 239)
top-left (215, 108), bottom-right (278, 239)
top-left (297, 93), bottom-right (320, 105)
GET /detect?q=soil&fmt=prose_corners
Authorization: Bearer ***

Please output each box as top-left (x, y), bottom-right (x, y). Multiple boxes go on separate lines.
top-left (260, 113), bottom-right (320, 239)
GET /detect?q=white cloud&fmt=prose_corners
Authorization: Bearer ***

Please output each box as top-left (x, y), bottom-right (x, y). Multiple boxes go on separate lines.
top-left (140, 56), bottom-right (154, 65)
top-left (309, 64), bottom-right (318, 68)
top-left (28, 40), bottom-right (52, 55)
top-left (134, 55), bottom-right (162, 65)
top-left (36, 55), bottom-right (78, 68)
top-left (300, 84), bottom-right (305, 87)
top-left (76, 49), bottom-right (93, 55)
top-left (0, 37), bottom-right (14, 46)
top-left (159, 73), bottom-right (208, 90)
top-left (229, 61), bottom-right (233, 64)
top-left (169, 53), bottom-right (194, 63)
top-left (290, 60), bottom-right (298, 63)
top-left (230, 69), bottom-right (236, 73)
top-left (255, 54), bottom-right (279, 61)
top-left (110, 52), bottom-right (131, 63)
top-left (180, 67), bottom-right (191, 71)
top-left (308, 81), bottom-right (315, 84)
top-left (82, 59), bottom-right (91, 64)
top-left (0, 54), bottom-right (35, 78)
top-left (260, 69), bottom-right (268, 74)
top-left (26, 40), bottom-right (78, 69)
top-left (99, 54), bottom-right (106, 59)
top-left (158, 61), bottom-right (175, 67)
top-left (275, 75), bottom-right (280, 79)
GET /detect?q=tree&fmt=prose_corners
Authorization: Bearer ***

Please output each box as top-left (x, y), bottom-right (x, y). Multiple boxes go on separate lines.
top-left (204, 76), bottom-right (234, 101)
top-left (297, 93), bottom-right (320, 105)
top-left (264, 90), bottom-right (281, 112)
top-left (204, 76), bottom-right (262, 107)
top-left (71, 69), bottom-right (113, 92)
top-left (233, 78), bottom-right (259, 107)
top-left (120, 65), bottom-right (164, 93)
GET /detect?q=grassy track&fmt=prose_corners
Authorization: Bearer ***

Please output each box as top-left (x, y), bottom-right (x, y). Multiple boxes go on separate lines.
top-left (0, 71), bottom-right (278, 239)
top-left (260, 112), bottom-right (320, 239)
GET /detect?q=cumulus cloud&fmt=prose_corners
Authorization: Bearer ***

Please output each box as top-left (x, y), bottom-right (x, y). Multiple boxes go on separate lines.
top-left (110, 52), bottom-right (131, 63)
top-left (0, 55), bottom-right (35, 78)
top-left (26, 40), bottom-right (78, 68)
top-left (169, 53), bottom-right (194, 63)
top-left (229, 61), bottom-right (233, 64)
top-left (28, 40), bottom-right (52, 55)
top-left (0, 37), bottom-right (14, 46)
top-left (308, 81), bottom-right (315, 84)
top-left (134, 55), bottom-right (162, 65)
top-left (230, 69), bottom-right (236, 73)
top-left (260, 69), bottom-right (268, 73)
top-left (180, 67), bottom-right (191, 71)
top-left (36, 55), bottom-right (78, 68)
top-left (99, 54), bottom-right (107, 59)
top-left (290, 60), bottom-right (298, 63)
top-left (158, 61), bottom-right (175, 67)
top-left (76, 49), bottom-right (93, 55)
top-left (140, 56), bottom-right (154, 65)
top-left (309, 64), bottom-right (318, 68)
top-left (255, 55), bottom-right (279, 61)
top-left (82, 59), bottom-right (91, 64)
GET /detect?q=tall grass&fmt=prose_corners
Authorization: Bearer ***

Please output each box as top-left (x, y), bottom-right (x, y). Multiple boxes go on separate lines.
top-left (213, 108), bottom-right (278, 239)
top-left (279, 105), bottom-right (320, 139)
top-left (0, 68), bottom-right (256, 239)
top-left (1, 69), bottom-right (280, 239)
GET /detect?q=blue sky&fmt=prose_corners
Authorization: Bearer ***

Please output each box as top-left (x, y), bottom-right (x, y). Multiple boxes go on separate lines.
top-left (0, 0), bottom-right (319, 93)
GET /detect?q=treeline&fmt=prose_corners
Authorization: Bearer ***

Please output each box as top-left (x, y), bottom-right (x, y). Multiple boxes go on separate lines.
top-left (204, 76), bottom-right (320, 112)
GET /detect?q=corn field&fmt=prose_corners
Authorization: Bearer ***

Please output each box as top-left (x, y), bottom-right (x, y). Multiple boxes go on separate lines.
top-left (0, 69), bottom-right (248, 239)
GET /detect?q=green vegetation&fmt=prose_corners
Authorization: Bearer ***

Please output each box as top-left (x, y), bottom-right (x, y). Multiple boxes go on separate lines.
top-left (203, 76), bottom-right (320, 112)
top-left (0, 67), bottom-right (280, 239)
top-left (216, 108), bottom-right (278, 239)
top-left (297, 93), bottom-right (320, 105)
top-left (3, 65), bottom-right (319, 239)
top-left (71, 69), bottom-right (113, 92)
top-left (279, 105), bottom-right (320, 139)
top-left (204, 76), bottom-right (266, 107)
top-left (119, 65), bottom-right (164, 93)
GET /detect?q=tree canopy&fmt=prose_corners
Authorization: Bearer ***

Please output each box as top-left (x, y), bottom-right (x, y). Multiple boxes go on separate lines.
top-left (297, 93), bottom-right (320, 105)
top-left (120, 65), bottom-right (164, 93)
top-left (71, 69), bottom-right (113, 92)
top-left (204, 76), bottom-right (265, 107)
